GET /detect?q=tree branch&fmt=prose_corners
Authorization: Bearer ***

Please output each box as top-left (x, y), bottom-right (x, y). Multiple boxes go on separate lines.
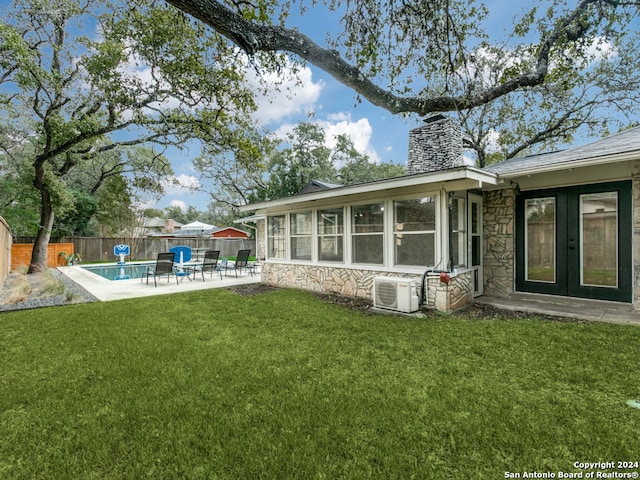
top-left (164, 0), bottom-right (602, 115)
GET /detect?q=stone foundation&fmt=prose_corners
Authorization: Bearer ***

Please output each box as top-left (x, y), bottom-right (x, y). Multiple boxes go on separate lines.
top-left (261, 263), bottom-right (473, 313)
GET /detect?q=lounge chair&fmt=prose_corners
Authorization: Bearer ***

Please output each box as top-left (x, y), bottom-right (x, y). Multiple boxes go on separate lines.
top-left (200, 250), bottom-right (223, 281)
top-left (226, 249), bottom-right (253, 277)
top-left (142, 252), bottom-right (177, 287)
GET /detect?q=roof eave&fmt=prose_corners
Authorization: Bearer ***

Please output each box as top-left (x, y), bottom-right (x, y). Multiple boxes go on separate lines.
top-left (239, 166), bottom-right (498, 213)
top-left (494, 150), bottom-right (640, 179)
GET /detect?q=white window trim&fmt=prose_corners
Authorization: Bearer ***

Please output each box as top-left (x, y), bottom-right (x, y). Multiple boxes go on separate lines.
top-left (263, 189), bottom-right (446, 273)
top-left (317, 208), bottom-right (345, 263)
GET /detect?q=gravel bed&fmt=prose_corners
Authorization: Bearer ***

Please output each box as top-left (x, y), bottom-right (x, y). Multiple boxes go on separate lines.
top-left (0, 269), bottom-right (99, 312)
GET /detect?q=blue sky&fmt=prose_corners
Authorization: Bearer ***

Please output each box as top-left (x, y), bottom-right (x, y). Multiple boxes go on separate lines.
top-left (159, 0), bottom-right (545, 212)
top-left (162, 4), bottom-right (423, 212)
top-left (2, 0), bottom-right (635, 214)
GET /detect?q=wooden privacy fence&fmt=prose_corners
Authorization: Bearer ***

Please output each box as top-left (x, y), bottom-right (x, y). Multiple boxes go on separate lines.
top-left (0, 216), bottom-right (11, 290)
top-left (15, 237), bottom-right (257, 263)
top-left (11, 243), bottom-right (75, 270)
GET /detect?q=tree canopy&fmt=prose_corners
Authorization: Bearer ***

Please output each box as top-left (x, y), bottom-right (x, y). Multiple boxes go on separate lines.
top-left (194, 122), bottom-right (407, 216)
top-left (163, 0), bottom-right (640, 163)
top-left (0, 0), bottom-right (266, 271)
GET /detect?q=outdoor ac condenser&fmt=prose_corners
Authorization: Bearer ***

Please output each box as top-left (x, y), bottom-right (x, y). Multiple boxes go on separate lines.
top-left (373, 277), bottom-right (420, 313)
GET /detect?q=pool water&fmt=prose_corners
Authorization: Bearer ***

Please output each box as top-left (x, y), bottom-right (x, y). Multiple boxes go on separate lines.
top-left (81, 263), bottom-right (154, 281)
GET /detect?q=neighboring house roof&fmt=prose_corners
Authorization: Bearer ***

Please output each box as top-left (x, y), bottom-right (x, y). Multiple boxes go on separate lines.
top-left (211, 227), bottom-right (250, 238)
top-left (143, 217), bottom-right (184, 229)
top-left (486, 126), bottom-right (640, 177)
top-left (298, 179), bottom-right (343, 195)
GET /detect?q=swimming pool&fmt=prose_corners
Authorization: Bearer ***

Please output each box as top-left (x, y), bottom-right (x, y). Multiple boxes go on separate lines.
top-left (81, 263), bottom-right (154, 281)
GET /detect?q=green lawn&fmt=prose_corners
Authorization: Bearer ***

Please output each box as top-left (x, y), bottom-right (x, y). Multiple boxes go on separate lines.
top-left (1, 288), bottom-right (639, 479)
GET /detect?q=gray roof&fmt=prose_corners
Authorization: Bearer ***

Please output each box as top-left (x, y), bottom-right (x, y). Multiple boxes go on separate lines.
top-left (297, 179), bottom-right (343, 195)
top-left (486, 126), bottom-right (640, 176)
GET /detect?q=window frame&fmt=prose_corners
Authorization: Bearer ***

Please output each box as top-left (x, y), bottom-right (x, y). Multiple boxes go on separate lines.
top-left (450, 196), bottom-right (467, 268)
top-left (351, 202), bottom-right (386, 266)
top-left (266, 214), bottom-right (286, 260)
top-left (317, 207), bottom-right (345, 263)
top-left (393, 196), bottom-right (438, 268)
top-left (290, 210), bottom-right (313, 261)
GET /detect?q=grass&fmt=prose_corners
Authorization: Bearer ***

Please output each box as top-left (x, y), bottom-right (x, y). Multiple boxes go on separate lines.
top-left (1, 288), bottom-right (640, 479)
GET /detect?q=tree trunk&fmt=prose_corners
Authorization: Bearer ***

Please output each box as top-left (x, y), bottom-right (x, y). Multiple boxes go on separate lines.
top-left (28, 167), bottom-right (55, 274)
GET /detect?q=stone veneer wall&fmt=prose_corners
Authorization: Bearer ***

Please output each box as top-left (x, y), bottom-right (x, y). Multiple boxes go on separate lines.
top-left (407, 116), bottom-right (465, 175)
top-left (632, 162), bottom-right (640, 309)
top-left (261, 263), bottom-right (473, 313)
top-left (482, 187), bottom-right (516, 297)
top-left (255, 219), bottom-right (266, 260)
top-left (424, 271), bottom-right (473, 312)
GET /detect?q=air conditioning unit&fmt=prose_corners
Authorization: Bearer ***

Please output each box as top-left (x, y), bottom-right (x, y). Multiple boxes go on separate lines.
top-left (373, 277), bottom-right (420, 313)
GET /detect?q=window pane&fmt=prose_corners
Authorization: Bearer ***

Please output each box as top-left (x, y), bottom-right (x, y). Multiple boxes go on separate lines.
top-left (268, 238), bottom-right (285, 259)
top-left (450, 197), bottom-right (466, 267)
top-left (290, 211), bottom-right (312, 261)
top-left (319, 236), bottom-right (344, 262)
top-left (291, 237), bottom-right (312, 260)
top-left (352, 204), bottom-right (384, 233)
top-left (318, 208), bottom-right (344, 262)
top-left (291, 211), bottom-right (312, 235)
top-left (318, 208), bottom-right (343, 235)
top-left (353, 235), bottom-right (383, 264)
top-left (525, 198), bottom-right (555, 282)
top-left (395, 197), bottom-right (436, 231)
top-left (471, 203), bottom-right (479, 234)
top-left (395, 233), bottom-right (435, 266)
top-left (268, 215), bottom-right (285, 236)
top-left (581, 192), bottom-right (617, 287)
top-left (267, 215), bottom-right (285, 259)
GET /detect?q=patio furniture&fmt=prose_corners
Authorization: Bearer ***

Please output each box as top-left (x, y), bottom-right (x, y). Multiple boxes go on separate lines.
top-left (199, 250), bottom-right (223, 281)
top-left (142, 252), bottom-right (177, 287)
top-left (170, 245), bottom-right (193, 282)
top-left (226, 249), bottom-right (253, 277)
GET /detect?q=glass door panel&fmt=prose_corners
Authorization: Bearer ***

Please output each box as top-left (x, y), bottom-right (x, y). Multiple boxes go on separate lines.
top-left (580, 192), bottom-right (618, 288)
top-left (525, 197), bottom-right (556, 283)
top-left (517, 181), bottom-right (631, 302)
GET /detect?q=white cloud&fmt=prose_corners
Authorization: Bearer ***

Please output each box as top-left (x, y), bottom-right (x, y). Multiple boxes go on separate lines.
top-left (274, 113), bottom-right (381, 164)
top-left (317, 115), bottom-right (381, 164)
top-left (169, 200), bottom-right (187, 211)
top-left (162, 174), bottom-right (201, 194)
top-left (247, 60), bottom-right (324, 124)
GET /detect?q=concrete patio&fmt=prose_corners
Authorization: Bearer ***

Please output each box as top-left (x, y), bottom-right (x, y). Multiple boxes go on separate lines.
top-left (476, 292), bottom-right (640, 326)
top-left (60, 264), bottom-right (261, 302)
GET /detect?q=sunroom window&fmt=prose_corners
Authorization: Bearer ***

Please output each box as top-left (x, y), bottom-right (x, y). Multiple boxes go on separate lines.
top-left (394, 197), bottom-right (436, 267)
top-left (267, 215), bottom-right (285, 259)
top-left (290, 211), bottom-right (312, 260)
top-left (318, 208), bottom-right (344, 262)
top-left (450, 197), bottom-right (466, 267)
top-left (352, 203), bottom-right (384, 265)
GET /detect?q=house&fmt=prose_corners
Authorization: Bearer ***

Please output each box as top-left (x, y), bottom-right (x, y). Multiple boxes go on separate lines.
top-left (140, 218), bottom-right (183, 236)
top-left (210, 227), bottom-right (250, 239)
top-left (240, 115), bottom-right (640, 312)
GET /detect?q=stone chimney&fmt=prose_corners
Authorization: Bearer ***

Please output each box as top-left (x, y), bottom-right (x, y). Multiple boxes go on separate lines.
top-left (165, 218), bottom-right (175, 234)
top-left (407, 115), bottom-right (464, 174)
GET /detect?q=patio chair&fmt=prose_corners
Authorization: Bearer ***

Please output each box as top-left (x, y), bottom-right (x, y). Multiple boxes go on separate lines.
top-left (200, 250), bottom-right (223, 281)
top-left (226, 249), bottom-right (253, 277)
top-left (170, 245), bottom-right (193, 282)
top-left (142, 252), bottom-right (177, 287)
